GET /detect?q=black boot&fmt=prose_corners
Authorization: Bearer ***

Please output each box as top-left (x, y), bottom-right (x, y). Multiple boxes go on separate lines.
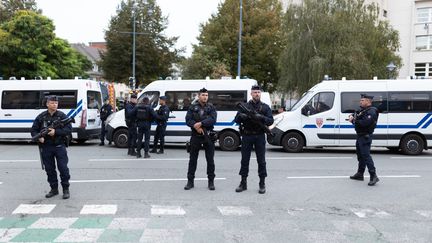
top-left (136, 151), bottom-right (142, 158)
top-left (235, 177), bottom-right (247, 192)
top-left (157, 150), bottom-right (164, 154)
top-left (157, 144), bottom-right (164, 154)
top-left (45, 187), bottom-right (59, 198)
top-left (368, 172), bottom-right (380, 186)
top-left (131, 149), bottom-right (137, 156)
top-left (350, 169), bottom-right (365, 181)
top-left (184, 179), bottom-right (194, 190)
top-left (62, 187), bottom-right (70, 199)
top-left (127, 148), bottom-right (132, 155)
top-left (259, 177), bottom-right (266, 194)
top-left (150, 147), bottom-right (157, 153)
top-left (208, 179), bottom-right (215, 191)
top-left (144, 152), bottom-right (151, 158)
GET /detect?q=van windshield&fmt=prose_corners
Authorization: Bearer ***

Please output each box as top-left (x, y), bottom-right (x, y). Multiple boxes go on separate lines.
top-left (290, 91), bottom-right (312, 111)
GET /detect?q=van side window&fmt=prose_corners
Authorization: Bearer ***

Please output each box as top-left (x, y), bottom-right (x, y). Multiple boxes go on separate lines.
top-left (139, 91), bottom-right (159, 108)
top-left (208, 91), bottom-right (247, 111)
top-left (302, 92), bottom-right (334, 116)
top-left (165, 91), bottom-right (194, 111)
top-left (1, 91), bottom-right (40, 109)
top-left (87, 91), bottom-right (102, 109)
top-left (41, 91), bottom-right (77, 109)
top-left (341, 92), bottom-right (388, 113)
top-left (389, 92), bottom-right (431, 112)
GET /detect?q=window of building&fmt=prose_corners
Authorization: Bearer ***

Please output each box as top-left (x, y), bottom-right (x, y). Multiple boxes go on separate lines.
top-left (302, 92), bottom-right (335, 116)
top-left (417, 8), bottom-right (432, 23)
top-left (389, 92), bottom-right (431, 112)
top-left (383, 10), bottom-right (387, 18)
top-left (415, 36), bottom-right (430, 50)
top-left (415, 63), bottom-right (432, 77)
top-left (341, 92), bottom-right (388, 113)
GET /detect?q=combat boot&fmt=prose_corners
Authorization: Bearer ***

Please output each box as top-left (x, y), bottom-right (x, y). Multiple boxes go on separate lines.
top-left (45, 187), bottom-right (59, 198)
top-left (368, 172), bottom-right (380, 186)
top-left (131, 149), bottom-right (137, 156)
top-left (62, 187), bottom-right (70, 199)
top-left (144, 152), bottom-right (151, 158)
top-left (258, 177), bottom-right (266, 194)
top-left (156, 149), bottom-right (164, 154)
top-left (136, 151), bottom-right (142, 158)
top-left (184, 179), bottom-right (194, 190)
top-left (235, 177), bottom-right (247, 192)
top-left (208, 179), bottom-right (215, 191)
top-left (350, 169), bottom-right (365, 181)
top-left (150, 147), bottom-right (157, 153)
top-left (127, 148), bottom-right (132, 155)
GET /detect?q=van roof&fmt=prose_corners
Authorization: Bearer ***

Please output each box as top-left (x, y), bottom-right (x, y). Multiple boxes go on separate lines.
top-left (309, 79), bottom-right (432, 92)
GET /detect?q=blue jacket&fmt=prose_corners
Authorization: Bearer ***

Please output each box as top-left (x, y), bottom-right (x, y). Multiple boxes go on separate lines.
top-left (185, 102), bottom-right (217, 136)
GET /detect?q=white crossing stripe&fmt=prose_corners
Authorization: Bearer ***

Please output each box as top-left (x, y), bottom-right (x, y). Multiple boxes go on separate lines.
top-left (140, 229), bottom-right (183, 243)
top-left (54, 229), bottom-right (104, 242)
top-left (151, 205), bottom-right (186, 216)
top-left (70, 178), bottom-right (226, 183)
top-left (88, 158), bottom-right (189, 162)
top-left (351, 208), bottom-right (391, 218)
top-left (258, 157), bottom-right (354, 160)
top-left (0, 228), bottom-right (25, 242)
top-left (0, 160), bottom-right (38, 163)
top-left (391, 157), bottom-right (432, 160)
top-left (80, 205), bottom-right (117, 215)
top-left (287, 208), bottom-right (305, 216)
top-left (0, 182), bottom-right (3, 185)
top-left (217, 206), bottom-right (253, 216)
top-left (29, 217), bottom-right (78, 229)
top-left (12, 204), bottom-right (56, 214)
top-left (415, 210), bottom-right (432, 218)
top-left (108, 218), bottom-right (150, 229)
top-left (287, 175), bottom-right (421, 179)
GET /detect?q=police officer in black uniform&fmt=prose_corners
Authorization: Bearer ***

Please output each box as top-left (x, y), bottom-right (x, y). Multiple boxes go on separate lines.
top-left (31, 95), bottom-right (72, 199)
top-left (235, 85), bottom-right (274, 194)
top-left (349, 94), bottom-right (380, 186)
top-left (134, 97), bottom-right (157, 158)
top-left (99, 98), bottom-right (113, 146)
top-left (151, 96), bottom-right (170, 154)
top-left (184, 88), bottom-right (217, 191)
top-left (125, 94), bottom-right (138, 156)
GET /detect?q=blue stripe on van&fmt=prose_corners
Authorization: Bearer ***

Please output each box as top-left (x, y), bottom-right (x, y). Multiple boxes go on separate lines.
top-left (167, 121), bottom-right (237, 126)
top-left (421, 116), bottom-right (432, 129)
top-left (66, 99), bottom-right (83, 117)
top-left (0, 119), bottom-right (34, 123)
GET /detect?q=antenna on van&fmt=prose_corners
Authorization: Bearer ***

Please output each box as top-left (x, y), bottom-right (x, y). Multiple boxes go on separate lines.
top-left (9, 77), bottom-right (16, 80)
top-left (74, 76), bottom-right (82, 80)
top-left (21, 77), bottom-right (25, 80)
top-left (177, 77), bottom-right (182, 80)
top-left (373, 76), bottom-right (378, 80)
top-left (342, 77), bottom-right (346, 81)
top-left (205, 76), bottom-right (210, 80)
top-left (47, 77), bottom-right (51, 80)
top-left (235, 76), bottom-right (240, 80)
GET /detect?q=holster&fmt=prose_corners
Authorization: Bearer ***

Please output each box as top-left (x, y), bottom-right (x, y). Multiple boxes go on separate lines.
top-left (186, 141), bottom-right (191, 153)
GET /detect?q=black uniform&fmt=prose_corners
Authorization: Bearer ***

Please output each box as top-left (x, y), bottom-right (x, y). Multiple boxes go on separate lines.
top-left (351, 105), bottom-right (379, 184)
top-left (235, 100), bottom-right (273, 180)
top-left (125, 102), bottom-right (137, 155)
top-left (31, 110), bottom-right (72, 198)
top-left (185, 102), bottom-right (217, 183)
top-left (152, 104), bottom-right (170, 153)
top-left (99, 103), bottom-right (113, 145)
top-left (134, 103), bottom-right (157, 158)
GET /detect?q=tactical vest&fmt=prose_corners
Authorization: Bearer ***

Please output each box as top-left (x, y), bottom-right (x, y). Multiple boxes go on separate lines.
top-left (136, 105), bottom-right (151, 121)
top-left (354, 107), bottom-right (379, 135)
top-left (42, 111), bottom-right (67, 145)
top-left (240, 102), bottom-right (265, 135)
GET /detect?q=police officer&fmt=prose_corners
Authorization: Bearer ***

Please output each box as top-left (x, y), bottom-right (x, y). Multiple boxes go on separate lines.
top-left (134, 97), bottom-right (157, 158)
top-left (151, 96), bottom-right (170, 154)
top-left (184, 88), bottom-right (217, 191)
top-left (125, 94), bottom-right (138, 156)
top-left (235, 85), bottom-right (274, 194)
top-left (31, 95), bottom-right (72, 199)
top-left (99, 98), bottom-right (113, 146)
top-left (349, 94), bottom-right (380, 186)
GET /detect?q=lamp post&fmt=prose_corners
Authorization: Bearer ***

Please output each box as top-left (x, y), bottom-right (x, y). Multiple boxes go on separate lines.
top-left (386, 61), bottom-right (396, 79)
top-left (237, 0), bottom-right (243, 78)
top-left (131, 1), bottom-right (137, 90)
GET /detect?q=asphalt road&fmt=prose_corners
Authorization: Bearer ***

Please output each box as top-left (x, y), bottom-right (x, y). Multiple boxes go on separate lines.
top-left (0, 140), bottom-right (431, 242)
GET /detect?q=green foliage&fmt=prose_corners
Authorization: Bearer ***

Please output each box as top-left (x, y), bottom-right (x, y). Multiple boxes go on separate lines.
top-left (278, 0), bottom-right (401, 94)
top-left (181, 0), bottom-right (284, 91)
top-left (100, 0), bottom-right (181, 86)
top-left (0, 10), bottom-right (92, 79)
top-left (0, 0), bottom-right (40, 23)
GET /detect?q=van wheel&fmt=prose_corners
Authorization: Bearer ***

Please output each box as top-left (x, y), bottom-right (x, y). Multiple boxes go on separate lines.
top-left (113, 128), bottom-right (128, 148)
top-left (400, 134), bottom-right (424, 155)
top-left (219, 131), bottom-right (240, 151)
top-left (282, 132), bottom-right (304, 153)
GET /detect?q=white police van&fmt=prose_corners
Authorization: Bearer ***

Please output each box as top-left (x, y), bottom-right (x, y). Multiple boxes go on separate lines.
top-left (0, 78), bottom-right (103, 143)
top-left (268, 78), bottom-right (432, 155)
top-left (105, 78), bottom-right (271, 150)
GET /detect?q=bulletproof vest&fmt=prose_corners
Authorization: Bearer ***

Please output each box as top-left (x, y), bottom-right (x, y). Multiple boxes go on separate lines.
top-left (42, 111), bottom-right (66, 145)
top-left (354, 107), bottom-right (378, 135)
top-left (136, 105), bottom-right (151, 121)
top-left (191, 104), bottom-right (210, 122)
top-left (100, 105), bottom-right (109, 120)
top-left (241, 101), bottom-right (265, 134)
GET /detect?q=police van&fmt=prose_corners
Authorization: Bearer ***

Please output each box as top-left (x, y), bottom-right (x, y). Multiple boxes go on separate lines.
top-left (0, 78), bottom-right (103, 143)
top-left (267, 78), bottom-right (432, 155)
top-left (105, 78), bottom-right (271, 150)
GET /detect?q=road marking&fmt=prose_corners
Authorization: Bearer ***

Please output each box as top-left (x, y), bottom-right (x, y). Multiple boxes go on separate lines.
top-left (0, 160), bottom-right (38, 163)
top-left (151, 205), bottom-right (186, 216)
top-left (0, 182), bottom-right (3, 185)
top-left (140, 229), bottom-right (183, 243)
top-left (287, 207), bottom-right (305, 216)
top-left (217, 206), bottom-right (253, 216)
top-left (29, 217), bottom-right (78, 229)
top-left (88, 156), bottom-right (354, 162)
top-left (70, 177), bottom-right (226, 183)
top-left (88, 158), bottom-right (189, 162)
top-left (80, 205), bottom-right (117, 215)
top-left (0, 228), bottom-right (25, 242)
top-left (287, 175), bottom-right (421, 179)
top-left (391, 157), bottom-right (432, 160)
top-left (12, 204), bottom-right (56, 214)
top-left (108, 218), bottom-right (150, 229)
top-left (54, 228), bottom-right (104, 242)
top-left (351, 208), bottom-right (391, 218)
top-left (415, 210), bottom-right (432, 218)
top-left (260, 157), bottom-right (354, 160)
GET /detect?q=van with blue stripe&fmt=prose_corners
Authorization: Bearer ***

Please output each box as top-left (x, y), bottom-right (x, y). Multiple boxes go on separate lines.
top-left (105, 78), bottom-right (271, 151)
top-left (0, 78), bottom-right (103, 143)
top-left (267, 78), bottom-right (432, 155)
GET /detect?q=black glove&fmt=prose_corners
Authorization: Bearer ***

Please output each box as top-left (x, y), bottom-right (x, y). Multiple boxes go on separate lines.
top-left (238, 113), bottom-right (248, 120)
top-left (253, 113), bottom-right (265, 121)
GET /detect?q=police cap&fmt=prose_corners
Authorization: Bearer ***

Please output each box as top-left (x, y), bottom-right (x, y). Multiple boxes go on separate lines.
top-left (360, 94), bottom-right (374, 100)
top-left (199, 87), bottom-right (208, 93)
top-left (46, 95), bottom-right (58, 102)
top-left (251, 85), bottom-right (262, 91)
top-left (159, 96), bottom-right (167, 100)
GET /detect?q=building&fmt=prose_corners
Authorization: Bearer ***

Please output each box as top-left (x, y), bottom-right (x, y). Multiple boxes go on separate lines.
top-left (71, 43), bottom-right (104, 81)
top-left (280, 0), bottom-right (432, 79)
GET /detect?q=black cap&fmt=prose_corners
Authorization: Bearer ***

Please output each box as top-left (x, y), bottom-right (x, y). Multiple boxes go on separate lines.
top-left (361, 94), bottom-right (374, 100)
top-left (46, 95), bottom-right (58, 102)
top-left (251, 85), bottom-right (262, 91)
top-left (130, 94), bottom-right (137, 98)
top-left (159, 96), bottom-right (167, 100)
top-left (199, 87), bottom-right (208, 93)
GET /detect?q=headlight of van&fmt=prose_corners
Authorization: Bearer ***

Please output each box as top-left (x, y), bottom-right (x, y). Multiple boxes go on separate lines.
top-left (106, 112), bottom-right (116, 125)
top-left (269, 113), bottom-right (284, 130)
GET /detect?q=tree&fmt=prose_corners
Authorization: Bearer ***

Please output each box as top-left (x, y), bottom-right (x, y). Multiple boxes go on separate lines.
top-left (0, 10), bottom-right (91, 79)
top-left (278, 0), bottom-right (401, 94)
top-left (0, 0), bottom-right (40, 23)
top-left (100, 0), bottom-right (181, 86)
top-left (181, 0), bottom-right (284, 92)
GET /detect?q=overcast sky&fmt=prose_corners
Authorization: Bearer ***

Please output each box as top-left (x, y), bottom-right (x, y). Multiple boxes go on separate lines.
top-left (36, 0), bottom-right (223, 56)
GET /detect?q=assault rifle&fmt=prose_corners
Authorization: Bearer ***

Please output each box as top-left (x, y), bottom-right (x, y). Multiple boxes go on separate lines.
top-left (236, 102), bottom-right (274, 137)
top-left (32, 117), bottom-right (75, 170)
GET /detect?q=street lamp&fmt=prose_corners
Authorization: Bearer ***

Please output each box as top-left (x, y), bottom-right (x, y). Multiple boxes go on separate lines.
top-left (237, 0), bottom-right (243, 78)
top-left (131, 1), bottom-right (138, 90)
top-left (386, 61), bottom-right (396, 79)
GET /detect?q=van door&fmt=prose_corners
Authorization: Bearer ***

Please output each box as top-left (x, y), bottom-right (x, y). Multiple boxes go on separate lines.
top-left (163, 91), bottom-right (195, 142)
top-left (86, 90), bottom-right (102, 129)
top-left (301, 92), bottom-right (337, 146)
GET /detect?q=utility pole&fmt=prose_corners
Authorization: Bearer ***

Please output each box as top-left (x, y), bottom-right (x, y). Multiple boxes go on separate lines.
top-left (237, 0), bottom-right (243, 78)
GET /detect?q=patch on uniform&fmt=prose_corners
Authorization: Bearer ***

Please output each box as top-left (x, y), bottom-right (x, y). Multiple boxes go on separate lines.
top-left (316, 118), bottom-right (323, 128)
